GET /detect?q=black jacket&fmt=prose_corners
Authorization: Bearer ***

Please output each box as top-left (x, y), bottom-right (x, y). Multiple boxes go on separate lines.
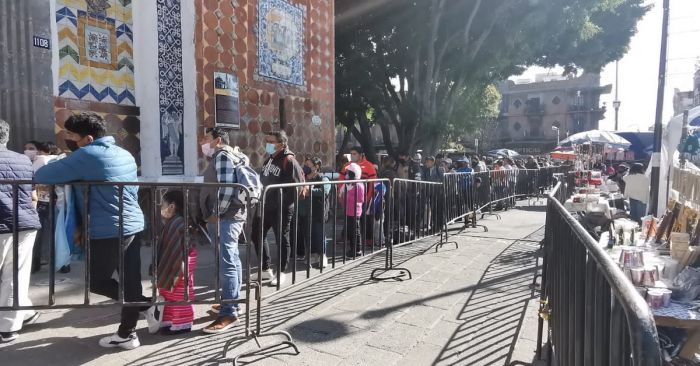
top-left (0, 148), bottom-right (40, 234)
top-left (261, 148), bottom-right (304, 210)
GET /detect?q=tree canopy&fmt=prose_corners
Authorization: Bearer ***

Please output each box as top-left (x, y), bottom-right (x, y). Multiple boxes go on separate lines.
top-left (335, 0), bottom-right (649, 161)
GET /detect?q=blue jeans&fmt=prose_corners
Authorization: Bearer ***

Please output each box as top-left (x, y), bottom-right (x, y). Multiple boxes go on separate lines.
top-left (209, 219), bottom-right (244, 317)
top-left (629, 199), bottom-right (647, 222)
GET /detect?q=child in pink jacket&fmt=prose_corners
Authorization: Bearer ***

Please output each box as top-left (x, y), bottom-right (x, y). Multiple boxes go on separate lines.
top-left (340, 163), bottom-right (365, 258)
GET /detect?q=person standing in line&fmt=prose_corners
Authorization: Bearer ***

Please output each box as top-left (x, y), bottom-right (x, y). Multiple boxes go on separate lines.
top-left (198, 127), bottom-right (250, 333)
top-left (29, 142), bottom-right (64, 274)
top-left (340, 146), bottom-right (378, 247)
top-left (622, 163), bottom-right (650, 222)
top-left (253, 131), bottom-right (305, 286)
top-left (0, 120), bottom-right (41, 343)
top-left (35, 113), bottom-right (149, 349)
top-left (296, 157), bottom-right (331, 267)
top-left (150, 190), bottom-right (197, 335)
top-left (340, 163), bottom-right (365, 258)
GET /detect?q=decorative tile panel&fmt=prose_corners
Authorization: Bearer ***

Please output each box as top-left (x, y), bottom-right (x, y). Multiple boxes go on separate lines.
top-left (257, 0), bottom-right (305, 86)
top-left (56, 0), bottom-right (134, 106)
top-left (156, 0), bottom-right (185, 175)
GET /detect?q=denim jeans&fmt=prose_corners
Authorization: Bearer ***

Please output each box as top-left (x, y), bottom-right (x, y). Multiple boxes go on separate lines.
top-left (629, 199), bottom-right (647, 223)
top-left (210, 219), bottom-right (244, 317)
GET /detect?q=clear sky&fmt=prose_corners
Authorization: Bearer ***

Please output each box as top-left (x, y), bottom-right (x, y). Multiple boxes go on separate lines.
top-left (517, 0), bottom-right (700, 132)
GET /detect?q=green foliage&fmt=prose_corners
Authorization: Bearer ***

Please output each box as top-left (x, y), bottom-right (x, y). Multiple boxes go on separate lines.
top-left (335, 0), bottom-right (649, 155)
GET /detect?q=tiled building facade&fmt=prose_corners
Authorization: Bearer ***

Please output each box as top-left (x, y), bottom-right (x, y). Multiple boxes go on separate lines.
top-left (27, 0), bottom-right (335, 178)
top-left (195, 0), bottom-right (335, 168)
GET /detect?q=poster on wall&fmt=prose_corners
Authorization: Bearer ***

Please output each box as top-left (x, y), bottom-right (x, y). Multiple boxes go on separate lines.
top-left (214, 71), bottom-right (241, 129)
top-left (257, 0), bottom-right (305, 86)
top-left (157, 0), bottom-right (185, 175)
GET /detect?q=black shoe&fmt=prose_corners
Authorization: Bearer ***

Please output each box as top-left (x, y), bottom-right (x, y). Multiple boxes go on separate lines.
top-left (59, 265), bottom-right (71, 274)
top-left (160, 327), bottom-right (191, 335)
top-left (0, 332), bottom-right (18, 343)
top-left (23, 312), bottom-right (40, 326)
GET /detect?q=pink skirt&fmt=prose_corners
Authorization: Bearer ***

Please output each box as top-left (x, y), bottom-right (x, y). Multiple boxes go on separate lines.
top-left (159, 248), bottom-right (197, 331)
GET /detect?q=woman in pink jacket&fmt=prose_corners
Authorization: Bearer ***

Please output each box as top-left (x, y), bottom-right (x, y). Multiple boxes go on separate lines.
top-left (340, 163), bottom-right (364, 258)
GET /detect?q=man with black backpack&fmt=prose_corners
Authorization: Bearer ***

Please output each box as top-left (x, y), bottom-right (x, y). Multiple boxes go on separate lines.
top-left (199, 128), bottom-right (257, 334)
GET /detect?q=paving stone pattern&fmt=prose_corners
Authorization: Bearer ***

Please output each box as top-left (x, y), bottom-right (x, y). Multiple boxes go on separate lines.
top-left (0, 205), bottom-right (547, 366)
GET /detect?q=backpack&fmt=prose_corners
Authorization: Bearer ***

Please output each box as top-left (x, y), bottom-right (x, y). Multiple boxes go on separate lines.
top-left (220, 149), bottom-right (263, 207)
top-left (234, 164), bottom-right (263, 206)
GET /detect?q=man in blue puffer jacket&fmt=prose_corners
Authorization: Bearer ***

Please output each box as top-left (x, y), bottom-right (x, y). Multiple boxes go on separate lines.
top-left (0, 119), bottom-right (41, 343)
top-left (35, 112), bottom-right (147, 350)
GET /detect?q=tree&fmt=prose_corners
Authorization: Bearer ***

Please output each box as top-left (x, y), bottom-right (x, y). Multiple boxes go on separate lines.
top-left (336, 0), bottom-right (649, 156)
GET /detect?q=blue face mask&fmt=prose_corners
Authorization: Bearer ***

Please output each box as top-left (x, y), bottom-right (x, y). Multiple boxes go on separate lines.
top-left (265, 143), bottom-right (276, 155)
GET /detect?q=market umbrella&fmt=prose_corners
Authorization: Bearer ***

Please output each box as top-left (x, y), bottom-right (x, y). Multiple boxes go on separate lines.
top-left (487, 149), bottom-right (520, 158)
top-left (559, 130), bottom-right (632, 147)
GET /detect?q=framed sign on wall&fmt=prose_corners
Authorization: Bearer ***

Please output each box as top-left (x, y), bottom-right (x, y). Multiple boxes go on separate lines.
top-left (213, 71), bottom-right (241, 129)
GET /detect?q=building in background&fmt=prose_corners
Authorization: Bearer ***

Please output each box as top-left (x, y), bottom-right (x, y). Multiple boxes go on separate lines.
top-left (3, 0), bottom-right (335, 179)
top-left (496, 73), bottom-right (611, 155)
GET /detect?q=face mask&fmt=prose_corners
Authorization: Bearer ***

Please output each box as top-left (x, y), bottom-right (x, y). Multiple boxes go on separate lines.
top-left (65, 140), bottom-right (80, 152)
top-left (302, 166), bottom-right (312, 176)
top-left (265, 143), bottom-right (276, 155)
top-left (24, 150), bottom-right (37, 161)
top-left (350, 155), bottom-right (359, 163)
top-left (201, 143), bottom-right (214, 157)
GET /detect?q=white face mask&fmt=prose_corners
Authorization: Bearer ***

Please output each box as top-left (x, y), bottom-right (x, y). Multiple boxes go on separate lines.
top-left (24, 150), bottom-right (37, 161)
top-left (201, 143), bottom-right (214, 157)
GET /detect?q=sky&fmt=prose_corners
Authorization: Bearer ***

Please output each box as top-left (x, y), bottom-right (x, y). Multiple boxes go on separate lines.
top-left (517, 0), bottom-right (700, 132)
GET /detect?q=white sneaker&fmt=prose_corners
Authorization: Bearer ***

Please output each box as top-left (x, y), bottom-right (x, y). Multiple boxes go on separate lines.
top-left (270, 272), bottom-right (286, 286)
top-left (98, 333), bottom-right (140, 350)
top-left (145, 296), bottom-right (164, 334)
top-left (251, 268), bottom-right (274, 282)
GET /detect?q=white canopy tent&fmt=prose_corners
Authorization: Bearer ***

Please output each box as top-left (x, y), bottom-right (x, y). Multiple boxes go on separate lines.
top-left (648, 105), bottom-right (700, 216)
top-left (559, 130), bottom-right (632, 147)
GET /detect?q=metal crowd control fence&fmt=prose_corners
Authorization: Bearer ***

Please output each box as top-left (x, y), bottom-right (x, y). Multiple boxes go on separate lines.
top-left (534, 181), bottom-right (662, 366)
top-left (1, 165), bottom-right (574, 365)
top-left (0, 180), bottom-right (283, 365)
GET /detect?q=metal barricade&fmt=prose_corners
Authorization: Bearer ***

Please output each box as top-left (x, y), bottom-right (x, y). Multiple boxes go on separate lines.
top-left (535, 182), bottom-right (662, 366)
top-left (0, 180), bottom-right (283, 365)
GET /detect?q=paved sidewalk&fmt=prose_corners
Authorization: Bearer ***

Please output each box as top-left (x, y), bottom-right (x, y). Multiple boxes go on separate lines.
top-left (1, 204), bottom-right (547, 365)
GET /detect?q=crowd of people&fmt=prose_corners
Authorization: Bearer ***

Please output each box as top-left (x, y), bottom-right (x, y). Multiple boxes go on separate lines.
top-left (0, 112), bottom-right (561, 349)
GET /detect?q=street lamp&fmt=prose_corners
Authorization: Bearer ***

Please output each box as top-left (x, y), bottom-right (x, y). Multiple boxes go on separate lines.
top-left (613, 60), bottom-right (621, 131)
top-left (613, 100), bottom-right (621, 131)
top-left (552, 126), bottom-right (560, 145)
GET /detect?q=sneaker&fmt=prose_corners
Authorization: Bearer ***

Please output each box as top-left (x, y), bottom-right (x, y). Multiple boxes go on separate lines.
top-left (310, 254), bottom-right (328, 269)
top-left (98, 333), bottom-right (140, 350)
top-left (58, 265), bottom-right (71, 274)
top-left (202, 316), bottom-right (238, 334)
top-left (145, 296), bottom-right (164, 334)
top-left (23, 312), bottom-right (40, 326)
top-left (296, 255), bottom-right (305, 261)
top-left (0, 332), bottom-right (18, 343)
top-left (251, 268), bottom-right (274, 282)
top-left (210, 304), bottom-right (220, 314)
top-left (270, 272), bottom-right (286, 286)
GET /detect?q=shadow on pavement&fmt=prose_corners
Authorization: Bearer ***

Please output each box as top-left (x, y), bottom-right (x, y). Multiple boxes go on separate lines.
top-left (432, 228), bottom-right (543, 366)
top-left (124, 234), bottom-right (442, 366)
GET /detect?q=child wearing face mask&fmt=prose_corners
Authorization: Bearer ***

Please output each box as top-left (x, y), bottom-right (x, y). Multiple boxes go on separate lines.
top-left (339, 163), bottom-right (365, 258)
top-left (147, 190), bottom-right (197, 335)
